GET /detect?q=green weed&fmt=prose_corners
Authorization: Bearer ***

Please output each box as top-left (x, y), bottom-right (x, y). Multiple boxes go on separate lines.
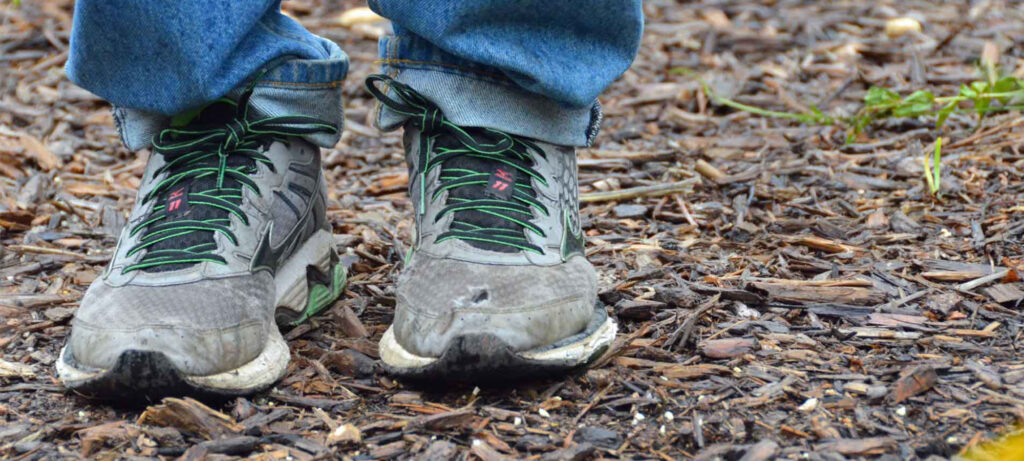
top-left (671, 65), bottom-right (1024, 196)
top-left (670, 67), bottom-right (1024, 142)
top-left (848, 76), bottom-right (1024, 143)
top-left (923, 137), bottom-right (943, 197)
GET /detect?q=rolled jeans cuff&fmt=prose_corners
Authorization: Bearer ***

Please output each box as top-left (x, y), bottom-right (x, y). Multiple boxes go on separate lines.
top-left (373, 35), bottom-right (602, 147)
top-left (112, 53), bottom-right (348, 151)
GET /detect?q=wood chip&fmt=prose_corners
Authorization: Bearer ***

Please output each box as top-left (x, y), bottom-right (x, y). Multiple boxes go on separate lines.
top-left (751, 282), bottom-right (884, 305)
top-left (470, 439), bottom-right (516, 461)
top-left (814, 437), bottom-right (896, 455)
top-left (138, 397), bottom-right (242, 438)
top-left (700, 338), bottom-right (757, 359)
top-left (18, 133), bottom-right (62, 171)
top-left (660, 363), bottom-right (733, 380)
top-left (327, 424), bottom-right (361, 445)
top-left (890, 366), bottom-right (938, 403)
top-left (77, 421), bottom-right (140, 457)
top-left (739, 439), bottom-right (779, 461)
top-left (0, 358), bottom-right (36, 379)
top-left (695, 159), bottom-right (726, 182)
top-left (405, 408), bottom-right (477, 433)
top-left (789, 235), bottom-right (862, 254)
top-left (966, 361), bottom-right (1003, 390)
top-left (983, 283), bottom-right (1024, 305)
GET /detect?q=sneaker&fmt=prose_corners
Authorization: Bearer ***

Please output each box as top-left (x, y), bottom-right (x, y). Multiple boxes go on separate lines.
top-left (366, 75), bottom-right (617, 381)
top-left (56, 88), bottom-right (347, 398)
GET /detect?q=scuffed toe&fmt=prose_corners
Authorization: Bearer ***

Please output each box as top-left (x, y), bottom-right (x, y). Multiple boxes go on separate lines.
top-left (392, 253), bottom-right (597, 358)
top-left (68, 273), bottom-right (274, 376)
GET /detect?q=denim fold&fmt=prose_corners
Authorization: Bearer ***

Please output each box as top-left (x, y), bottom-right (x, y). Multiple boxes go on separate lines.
top-left (67, 0), bottom-right (642, 150)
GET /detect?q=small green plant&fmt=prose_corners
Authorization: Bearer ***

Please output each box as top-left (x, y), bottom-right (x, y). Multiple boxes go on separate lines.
top-left (668, 67), bottom-right (835, 126)
top-left (670, 67), bottom-right (1024, 143)
top-left (672, 63), bottom-right (1024, 197)
top-left (923, 137), bottom-right (943, 197)
top-left (848, 76), bottom-right (1024, 142)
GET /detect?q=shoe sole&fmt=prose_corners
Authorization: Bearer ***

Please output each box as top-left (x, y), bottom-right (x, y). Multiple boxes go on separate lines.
top-left (378, 303), bottom-right (616, 382)
top-left (55, 229), bottom-right (346, 399)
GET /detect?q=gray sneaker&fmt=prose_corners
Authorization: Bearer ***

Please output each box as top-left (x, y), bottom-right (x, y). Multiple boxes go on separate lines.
top-left (366, 76), bottom-right (616, 381)
top-left (56, 90), bottom-right (347, 398)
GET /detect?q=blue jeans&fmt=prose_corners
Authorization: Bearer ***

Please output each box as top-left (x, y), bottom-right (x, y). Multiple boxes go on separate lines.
top-left (66, 1), bottom-right (643, 149)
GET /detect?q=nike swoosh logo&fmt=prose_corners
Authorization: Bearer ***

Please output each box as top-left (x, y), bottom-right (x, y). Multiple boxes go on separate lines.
top-left (251, 185), bottom-right (320, 273)
top-left (250, 221), bottom-right (304, 274)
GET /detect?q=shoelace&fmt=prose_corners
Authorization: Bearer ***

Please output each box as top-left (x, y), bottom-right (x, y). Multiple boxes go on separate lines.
top-left (123, 88), bottom-right (337, 273)
top-left (365, 75), bottom-right (549, 254)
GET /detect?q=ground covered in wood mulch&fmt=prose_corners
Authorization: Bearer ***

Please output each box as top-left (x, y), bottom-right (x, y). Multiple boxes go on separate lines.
top-left (3, 0), bottom-right (1024, 459)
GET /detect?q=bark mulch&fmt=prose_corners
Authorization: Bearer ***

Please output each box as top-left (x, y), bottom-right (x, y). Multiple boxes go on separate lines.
top-left (2, 1), bottom-right (1024, 459)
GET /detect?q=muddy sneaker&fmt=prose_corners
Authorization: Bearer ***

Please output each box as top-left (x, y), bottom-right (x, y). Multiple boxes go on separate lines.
top-left (366, 75), bottom-right (616, 381)
top-left (56, 88), bottom-right (347, 398)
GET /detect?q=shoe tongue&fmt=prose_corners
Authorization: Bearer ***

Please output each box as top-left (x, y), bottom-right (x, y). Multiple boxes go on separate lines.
top-left (434, 132), bottom-right (530, 254)
top-left (170, 99), bottom-right (239, 129)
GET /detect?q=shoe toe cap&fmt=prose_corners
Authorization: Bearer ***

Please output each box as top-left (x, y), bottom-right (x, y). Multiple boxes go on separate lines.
top-left (68, 273), bottom-right (274, 376)
top-left (393, 254), bottom-right (597, 357)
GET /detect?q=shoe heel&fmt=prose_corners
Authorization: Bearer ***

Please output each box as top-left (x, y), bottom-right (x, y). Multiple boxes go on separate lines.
top-left (293, 255), bottom-right (347, 326)
top-left (273, 226), bottom-right (349, 326)
top-left (275, 251), bottom-right (347, 327)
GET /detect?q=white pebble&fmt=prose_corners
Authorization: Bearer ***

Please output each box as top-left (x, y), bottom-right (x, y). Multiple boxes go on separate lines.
top-left (798, 398), bottom-right (819, 412)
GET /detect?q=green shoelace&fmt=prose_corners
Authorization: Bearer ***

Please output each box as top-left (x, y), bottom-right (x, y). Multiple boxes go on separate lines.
top-left (365, 75), bottom-right (549, 254)
top-left (123, 89), bottom-right (337, 273)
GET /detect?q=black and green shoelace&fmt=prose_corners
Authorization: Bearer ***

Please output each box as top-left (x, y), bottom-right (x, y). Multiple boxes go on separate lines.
top-left (123, 88), bottom-right (337, 273)
top-left (365, 75), bottom-right (549, 254)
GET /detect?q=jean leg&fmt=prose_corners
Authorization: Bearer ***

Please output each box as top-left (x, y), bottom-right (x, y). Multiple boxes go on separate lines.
top-left (67, 0), bottom-right (348, 149)
top-left (369, 0), bottom-right (643, 146)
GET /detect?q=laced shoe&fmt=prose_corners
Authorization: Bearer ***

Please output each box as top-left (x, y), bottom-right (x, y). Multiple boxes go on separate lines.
top-left (366, 75), bottom-right (616, 381)
top-left (56, 88), bottom-right (347, 398)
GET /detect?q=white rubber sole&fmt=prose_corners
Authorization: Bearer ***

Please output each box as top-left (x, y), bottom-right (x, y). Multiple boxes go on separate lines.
top-left (379, 309), bottom-right (617, 380)
top-left (56, 329), bottom-right (291, 394)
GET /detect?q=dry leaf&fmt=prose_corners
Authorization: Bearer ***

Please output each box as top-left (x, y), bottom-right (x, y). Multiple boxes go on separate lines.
top-left (890, 365), bottom-right (937, 403)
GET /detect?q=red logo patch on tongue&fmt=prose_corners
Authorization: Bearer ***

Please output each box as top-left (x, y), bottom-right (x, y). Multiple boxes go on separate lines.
top-left (166, 186), bottom-right (189, 215)
top-left (485, 168), bottom-right (517, 200)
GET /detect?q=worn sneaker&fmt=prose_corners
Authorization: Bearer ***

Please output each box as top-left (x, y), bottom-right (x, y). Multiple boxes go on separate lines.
top-left (366, 75), bottom-right (616, 381)
top-left (56, 88), bottom-right (347, 398)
